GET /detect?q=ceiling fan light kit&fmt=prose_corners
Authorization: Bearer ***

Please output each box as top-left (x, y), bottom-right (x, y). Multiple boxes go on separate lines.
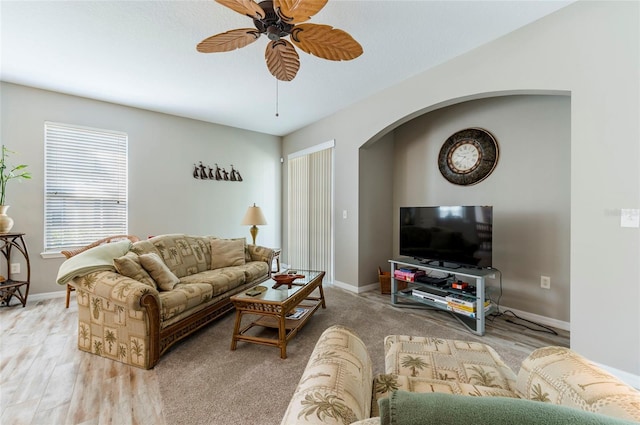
top-left (197, 0), bottom-right (363, 81)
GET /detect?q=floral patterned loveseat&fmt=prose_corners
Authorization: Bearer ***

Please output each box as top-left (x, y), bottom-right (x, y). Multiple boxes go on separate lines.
top-left (281, 326), bottom-right (640, 424)
top-left (62, 234), bottom-right (275, 369)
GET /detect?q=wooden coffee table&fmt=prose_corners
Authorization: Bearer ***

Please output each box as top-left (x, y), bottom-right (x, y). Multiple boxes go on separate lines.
top-left (230, 270), bottom-right (326, 358)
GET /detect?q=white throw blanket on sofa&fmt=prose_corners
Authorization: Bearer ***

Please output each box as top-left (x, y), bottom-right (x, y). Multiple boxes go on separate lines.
top-left (56, 239), bottom-right (133, 285)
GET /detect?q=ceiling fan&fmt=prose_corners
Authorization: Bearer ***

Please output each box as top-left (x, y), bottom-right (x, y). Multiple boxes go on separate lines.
top-left (197, 0), bottom-right (363, 81)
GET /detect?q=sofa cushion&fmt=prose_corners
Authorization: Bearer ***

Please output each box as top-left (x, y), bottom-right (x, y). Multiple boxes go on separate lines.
top-left (139, 252), bottom-right (180, 291)
top-left (373, 372), bottom-right (517, 408)
top-left (210, 238), bottom-right (245, 269)
top-left (378, 391), bottom-right (637, 425)
top-left (212, 236), bottom-right (253, 262)
top-left (384, 335), bottom-right (517, 393)
top-left (132, 235), bottom-right (212, 278)
top-left (178, 268), bottom-right (246, 296)
top-left (158, 283), bottom-right (214, 322)
top-left (242, 261), bottom-right (270, 282)
top-left (113, 252), bottom-right (156, 288)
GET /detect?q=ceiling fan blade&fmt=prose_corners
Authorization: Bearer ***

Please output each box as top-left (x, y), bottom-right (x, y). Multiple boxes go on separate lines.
top-left (290, 23), bottom-right (363, 61)
top-left (273, 0), bottom-right (327, 24)
top-left (197, 29), bottom-right (261, 53)
top-left (265, 39), bottom-right (300, 81)
top-left (215, 0), bottom-right (265, 20)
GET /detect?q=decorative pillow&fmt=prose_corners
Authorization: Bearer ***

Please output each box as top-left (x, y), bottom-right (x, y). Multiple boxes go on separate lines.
top-left (210, 238), bottom-right (246, 269)
top-left (139, 253), bottom-right (180, 291)
top-left (234, 237), bottom-right (252, 262)
top-left (113, 252), bottom-right (156, 288)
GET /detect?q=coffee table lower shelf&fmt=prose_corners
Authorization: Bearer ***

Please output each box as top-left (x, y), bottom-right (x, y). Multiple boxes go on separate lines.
top-left (231, 299), bottom-right (323, 358)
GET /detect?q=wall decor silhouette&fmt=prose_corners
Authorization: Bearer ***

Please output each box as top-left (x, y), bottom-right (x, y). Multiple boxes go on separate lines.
top-left (192, 162), bottom-right (243, 182)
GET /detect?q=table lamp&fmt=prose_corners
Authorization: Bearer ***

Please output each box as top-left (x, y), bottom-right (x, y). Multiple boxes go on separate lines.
top-left (241, 203), bottom-right (267, 245)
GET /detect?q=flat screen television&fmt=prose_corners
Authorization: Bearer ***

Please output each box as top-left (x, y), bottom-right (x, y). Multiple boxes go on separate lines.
top-left (399, 206), bottom-right (493, 269)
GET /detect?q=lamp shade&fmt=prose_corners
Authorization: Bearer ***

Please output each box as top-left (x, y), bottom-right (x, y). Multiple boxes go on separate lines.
top-left (241, 204), bottom-right (267, 226)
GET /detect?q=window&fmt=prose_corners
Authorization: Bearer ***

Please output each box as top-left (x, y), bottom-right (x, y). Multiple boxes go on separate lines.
top-left (44, 122), bottom-right (128, 252)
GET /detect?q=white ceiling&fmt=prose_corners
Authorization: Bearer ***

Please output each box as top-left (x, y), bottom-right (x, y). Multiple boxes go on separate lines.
top-left (1, 0), bottom-right (574, 136)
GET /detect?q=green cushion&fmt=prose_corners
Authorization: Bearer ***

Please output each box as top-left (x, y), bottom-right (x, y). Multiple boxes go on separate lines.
top-left (379, 391), bottom-right (637, 425)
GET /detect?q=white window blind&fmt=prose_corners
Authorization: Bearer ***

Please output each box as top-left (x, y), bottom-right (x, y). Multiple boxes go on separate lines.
top-left (287, 144), bottom-right (333, 280)
top-left (44, 122), bottom-right (128, 252)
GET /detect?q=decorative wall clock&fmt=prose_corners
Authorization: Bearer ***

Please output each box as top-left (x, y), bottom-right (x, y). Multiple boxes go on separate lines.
top-left (438, 128), bottom-right (499, 186)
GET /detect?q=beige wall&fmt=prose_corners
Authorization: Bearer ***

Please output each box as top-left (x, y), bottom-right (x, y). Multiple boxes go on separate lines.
top-left (391, 95), bottom-right (570, 322)
top-left (1, 82), bottom-right (282, 296)
top-left (282, 1), bottom-right (640, 377)
top-left (358, 132), bottom-right (395, 282)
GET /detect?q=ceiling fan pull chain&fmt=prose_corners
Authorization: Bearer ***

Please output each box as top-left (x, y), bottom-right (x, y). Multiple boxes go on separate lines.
top-left (275, 79), bottom-right (279, 117)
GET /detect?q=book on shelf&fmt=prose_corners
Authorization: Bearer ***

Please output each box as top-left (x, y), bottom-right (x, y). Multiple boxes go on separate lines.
top-left (445, 293), bottom-right (490, 309)
top-left (394, 269), bottom-right (426, 282)
top-left (286, 307), bottom-right (308, 320)
top-left (446, 303), bottom-right (492, 317)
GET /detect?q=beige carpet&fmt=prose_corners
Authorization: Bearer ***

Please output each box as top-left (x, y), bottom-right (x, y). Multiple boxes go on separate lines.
top-left (156, 285), bottom-right (535, 425)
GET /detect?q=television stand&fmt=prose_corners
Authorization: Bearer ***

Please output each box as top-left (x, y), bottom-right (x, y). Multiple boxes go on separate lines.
top-left (389, 258), bottom-right (495, 336)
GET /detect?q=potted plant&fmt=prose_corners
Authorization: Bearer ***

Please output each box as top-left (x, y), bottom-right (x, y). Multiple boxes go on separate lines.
top-left (0, 145), bottom-right (31, 233)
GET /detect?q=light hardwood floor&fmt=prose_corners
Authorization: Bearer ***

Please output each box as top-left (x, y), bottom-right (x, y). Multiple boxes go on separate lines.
top-left (1, 296), bottom-right (165, 425)
top-left (1, 291), bottom-right (569, 425)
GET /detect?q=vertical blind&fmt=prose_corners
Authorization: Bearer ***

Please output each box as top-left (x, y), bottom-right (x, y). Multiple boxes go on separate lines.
top-left (288, 146), bottom-right (333, 279)
top-left (44, 122), bottom-right (128, 251)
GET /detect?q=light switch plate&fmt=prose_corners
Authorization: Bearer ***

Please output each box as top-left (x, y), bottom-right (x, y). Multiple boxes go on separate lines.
top-left (621, 209), bottom-right (640, 228)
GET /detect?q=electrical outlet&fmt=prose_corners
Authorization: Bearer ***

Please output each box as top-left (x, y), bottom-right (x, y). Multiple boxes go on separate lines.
top-left (10, 263), bottom-right (20, 274)
top-left (540, 275), bottom-right (551, 289)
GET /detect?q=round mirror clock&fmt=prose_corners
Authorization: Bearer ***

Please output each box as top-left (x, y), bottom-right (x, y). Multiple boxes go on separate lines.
top-left (438, 128), bottom-right (499, 186)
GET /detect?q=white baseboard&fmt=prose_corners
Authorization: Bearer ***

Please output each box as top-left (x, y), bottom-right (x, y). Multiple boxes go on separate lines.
top-left (24, 290), bottom-right (66, 303)
top-left (496, 304), bottom-right (570, 332)
top-left (332, 280), bottom-right (377, 294)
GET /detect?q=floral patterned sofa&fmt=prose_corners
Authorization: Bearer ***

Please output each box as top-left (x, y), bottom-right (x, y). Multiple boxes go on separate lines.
top-left (60, 234), bottom-right (275, 369)
top-left (281, 326), bottom-right (640, 424)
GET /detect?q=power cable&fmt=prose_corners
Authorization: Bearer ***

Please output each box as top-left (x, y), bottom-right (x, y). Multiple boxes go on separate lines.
top-left (486, 267), bottom-right (558, 335)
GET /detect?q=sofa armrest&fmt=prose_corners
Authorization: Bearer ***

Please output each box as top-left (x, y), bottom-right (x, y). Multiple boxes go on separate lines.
top-left (516, 346), bottom-right (640, 422)
top-left (248, 245), bottom-right (275, 273)
top-left (70, 270), bottom-right (160, 312)
top-left (71, 270), bottom-right (162, 369)
top-left (281, 325), bottom-right (374, 425)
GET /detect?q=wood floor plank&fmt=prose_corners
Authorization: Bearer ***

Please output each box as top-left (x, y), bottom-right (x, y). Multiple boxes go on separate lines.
top-left (130, 367), bottom-right (166, 425)
top-left (31, 402), bottom-right (70, 425)
top-left (1, 397), bottom-right (38, 425)
top-left (37, 360), bottom-right (78, 413)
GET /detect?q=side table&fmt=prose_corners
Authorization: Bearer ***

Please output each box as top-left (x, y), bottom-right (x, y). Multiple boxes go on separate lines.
top-left (0, 233), bottom-right (31, 307)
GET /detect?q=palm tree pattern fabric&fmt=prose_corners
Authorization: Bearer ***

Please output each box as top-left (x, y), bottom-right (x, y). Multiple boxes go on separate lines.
top-left (284, 331), bottom-right (640, 424)
top-left (73, 234), bottom-right (274, 369)
top-left (281, 325), bottom-right (374, 425)
top-left (383, 335), bottom-right (517, 390)
top-left (515, 346), bottom-right (640, 422)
